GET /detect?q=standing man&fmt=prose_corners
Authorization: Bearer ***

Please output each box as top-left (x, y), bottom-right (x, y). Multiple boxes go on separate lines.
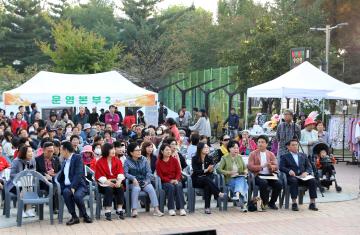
top-left (58, 141), bottom-right (93, 225)
top-left (105, 105), bottom-right (120, 132)
top-left (158, 102), bottom-right (168, 125)
top-left (223, 108), bottom-right (240, 139)
top-left (280, 139), bottom-right (318, 211)
top-left (88, 107), bottom-right (99, 126)
top-left (276, 109), bottom-right (301, 157)
top-left (30, 103), bottom-right (38, 124)
top-left (180, 105), bottom-right (192, 128)
top-left (73, 107), bottom-right (89, 126)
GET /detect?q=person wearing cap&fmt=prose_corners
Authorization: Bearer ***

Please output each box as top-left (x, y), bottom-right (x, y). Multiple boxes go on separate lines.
top-left (238, 130), bottom-right (257, 156)
top-left (81, 123), bottom-right (93, 145)
top-left (55, 125), bottom-right (65, 141)
top-left (81, 145), bottom-right (96, 168)
top-left (276, 109), bottom-right (301, 157)
top-left (189, 109), bottom-right (211, 138)
top-left (300, 117), bottom-right (318, 156)
top-left (105, 105), bottom-right (120, 132)
top-left (223, 108), bottom-right (240, 139)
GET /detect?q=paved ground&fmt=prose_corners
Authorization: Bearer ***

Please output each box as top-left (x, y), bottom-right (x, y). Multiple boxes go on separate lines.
top-left (0, 163), bottom-right (359, 235)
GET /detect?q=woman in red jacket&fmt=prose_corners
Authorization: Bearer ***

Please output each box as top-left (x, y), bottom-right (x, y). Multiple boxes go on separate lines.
top-left (156, 144), bottom-right (186, 216)
top-left (11, 112), bottom-right (28, 135)
top-left (95, 143), bottom-right (125, 221)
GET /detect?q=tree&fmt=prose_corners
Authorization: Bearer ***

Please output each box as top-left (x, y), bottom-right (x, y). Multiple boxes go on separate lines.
top-left (38, 20), bottom-right (123, 74)
top-left (62, 0), bottom-right (120, 47)
top-left (119, 0), bottom-right (193, 86)
top-left (0, 0), bottom-right (50, 71)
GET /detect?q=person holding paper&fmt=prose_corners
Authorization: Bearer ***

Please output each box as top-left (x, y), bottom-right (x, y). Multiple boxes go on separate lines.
top-left (248, 135), bottom-right (282, 210)
top-left (280, 139), bottom-right (318, 211)
top-left (217, 140), bottom-right (248, 211)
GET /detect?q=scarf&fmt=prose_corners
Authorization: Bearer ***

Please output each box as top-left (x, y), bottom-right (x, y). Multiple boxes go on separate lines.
top-left (220, 145), bottom-right (229, 155)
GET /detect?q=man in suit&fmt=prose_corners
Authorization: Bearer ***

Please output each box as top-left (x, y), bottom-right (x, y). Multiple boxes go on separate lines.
top-left (35, 141), bottom-right (61, 212)
top-left (58, 141), bottom-right (92, 225)
top-left (280, 139), bottom-right (318, 211)
top-left (248, 135), bottom-right (282, 210)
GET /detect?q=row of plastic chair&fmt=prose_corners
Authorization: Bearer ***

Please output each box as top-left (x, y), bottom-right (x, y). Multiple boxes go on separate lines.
top-left (2, 167), bottom-right (309, 227)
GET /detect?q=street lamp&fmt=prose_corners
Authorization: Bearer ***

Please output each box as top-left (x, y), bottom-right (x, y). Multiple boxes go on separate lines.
top-left (310, 22), bottom-right (348, 74)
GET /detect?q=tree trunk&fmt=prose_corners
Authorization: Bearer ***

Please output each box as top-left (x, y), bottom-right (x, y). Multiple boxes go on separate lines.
top-left (329, 100), bottom-right (337, 114)
top-left (274, 98), bottom-right (281, 114)
top-left (240, 92), bottom-right (244, 118)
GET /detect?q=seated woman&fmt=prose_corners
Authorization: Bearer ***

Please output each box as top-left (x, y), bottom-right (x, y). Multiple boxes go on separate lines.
top-left (166, 137), bottom-right (187, 170)
top-left (124, 142), bottom-right (163, 217)
top-left (141, 141), bottom-right (157, 174)
top-left (81, 145), bottom-right (96, 168)
top-left (156, 144), bottom-right (186, 216)
top-left (8, 145), bottom-right (36, 218)
top-left (238, 130), bottom-right (257, 156)
top-left (95, 143), bottom-right (125, 221)
top-left (217, 140), bottom-right (248, 212)
top-left (214, 134), bottom-right (231, 164)
top-left (191, 142), bottom-right (224, 214)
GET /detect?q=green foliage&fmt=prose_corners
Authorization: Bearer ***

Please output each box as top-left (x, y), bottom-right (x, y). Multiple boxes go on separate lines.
top-left (0, 0), bottom-right (51, 71)
top-left (38, 20), bottom-right (123, 74)
top-left (62, 0), bottom-right (119, 46)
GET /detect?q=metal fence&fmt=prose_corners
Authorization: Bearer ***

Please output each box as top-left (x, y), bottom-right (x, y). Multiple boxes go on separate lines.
top-left (159, 66), bottom-right (239, 124)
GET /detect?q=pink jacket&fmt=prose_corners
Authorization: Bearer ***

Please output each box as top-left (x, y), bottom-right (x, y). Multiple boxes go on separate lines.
top-left (239, 138), bottom-right (257, 155)
top-left (105, 113), bottom-right (120, 132)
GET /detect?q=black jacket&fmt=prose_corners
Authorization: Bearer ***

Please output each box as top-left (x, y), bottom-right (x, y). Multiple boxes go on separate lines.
top-left (191, 155), bottom-right (214, 180)
top-left (280, 152), bottom-right (313, 176)
top-left (35, 154), bottom-right (61, 176)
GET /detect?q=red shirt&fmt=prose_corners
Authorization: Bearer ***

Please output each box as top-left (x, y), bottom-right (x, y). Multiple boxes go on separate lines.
top-left (170, 125), bottom-right (180, 143)
top-left (156, 156), bottom-right (181, 183)
top-left (123, 115), bottom-right (136, 129)
top-left (95, 156), bottom-right (124, 181)
top-left (0, 156), bottom-right (10, 171)
top-left (11, 119), bottom-right (28, 134)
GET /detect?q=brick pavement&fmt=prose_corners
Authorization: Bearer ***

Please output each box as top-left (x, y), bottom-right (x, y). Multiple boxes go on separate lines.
top-left (0, 163), bottom-right (359, 235)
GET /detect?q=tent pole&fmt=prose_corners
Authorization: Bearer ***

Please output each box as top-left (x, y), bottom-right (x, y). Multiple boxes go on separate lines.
top-left (322, 99), bottom-right (325, 121)
top-left (244, 93), bottom-right (248, 129)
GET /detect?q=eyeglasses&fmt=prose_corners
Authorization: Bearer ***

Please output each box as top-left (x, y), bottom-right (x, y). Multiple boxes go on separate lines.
top-left (223, 139), bottom-right (230, 141)
top-left (120, 144), bottom-right (126, 147)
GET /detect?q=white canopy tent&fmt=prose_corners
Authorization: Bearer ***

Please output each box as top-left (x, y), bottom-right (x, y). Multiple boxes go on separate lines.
top-left (327, 83), bottom-right (360, 100)
top-left (245, 61), bottom-right (350, 128)
top-left (3, 71), bottom-right (157, 109)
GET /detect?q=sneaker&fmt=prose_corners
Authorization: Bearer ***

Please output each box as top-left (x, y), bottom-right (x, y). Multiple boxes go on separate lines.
top-left (22, 211), bottom-right (29, 218)
top-left (153, 209), bottom-right (164, 217)
top-left (26, 209), bottom-right (36, 217)
top-left (241, 203), bottom-right (248, 212)
top-left (231, 193), bottom-right (240, 201)
top-left (116, 210), bottom-right (125, 220)
top-left (179, 209), bottom-right (187, 216)
top-left (169, 209), bottom-right (176, 216)
top-left (330, 176), bottom-right (335, 181)
top-left (105, 212), bottom-right (112, 221)
top-left (204, 208), bottom-right (211, 214)
top-left (131, 209), bottom-right (138, 218)
top-left (309, 203), bottom-right (318, 211)
top-left (292, 203), bottom-right (299, 211)
top-left (218, 192), bottom-right (225, 199)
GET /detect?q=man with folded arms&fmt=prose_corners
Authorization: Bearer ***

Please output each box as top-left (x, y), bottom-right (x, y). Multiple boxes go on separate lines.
top-left (248, 135), bottom-right (282, 210)
top-left (280, 139), bottom-right (318, 211)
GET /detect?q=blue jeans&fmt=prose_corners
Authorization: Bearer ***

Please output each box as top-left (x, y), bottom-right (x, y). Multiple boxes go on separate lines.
top-left (227, 176), bottom-right (248, 201)
top-left (130, 184), bottom-right (159, 209)
top-left (162, 182), bottom-right (185, 210)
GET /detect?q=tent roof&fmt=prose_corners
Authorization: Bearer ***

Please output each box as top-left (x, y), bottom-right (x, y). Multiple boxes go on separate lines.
top-left (247, 61), bottom-right (350, 99)
top-left (3, 71), bottom-right (157, 107)
top-left (6, 71), bottom-right (155, 96)
top-left (327, 83), bottom-right (360, 100)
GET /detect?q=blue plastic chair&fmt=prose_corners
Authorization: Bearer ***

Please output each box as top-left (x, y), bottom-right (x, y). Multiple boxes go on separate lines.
top-left (13, 170), bottom-right (54, 227)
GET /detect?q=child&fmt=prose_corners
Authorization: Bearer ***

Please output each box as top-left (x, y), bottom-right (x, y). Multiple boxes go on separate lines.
top-left (316, 149), bottom-right (336, 180)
